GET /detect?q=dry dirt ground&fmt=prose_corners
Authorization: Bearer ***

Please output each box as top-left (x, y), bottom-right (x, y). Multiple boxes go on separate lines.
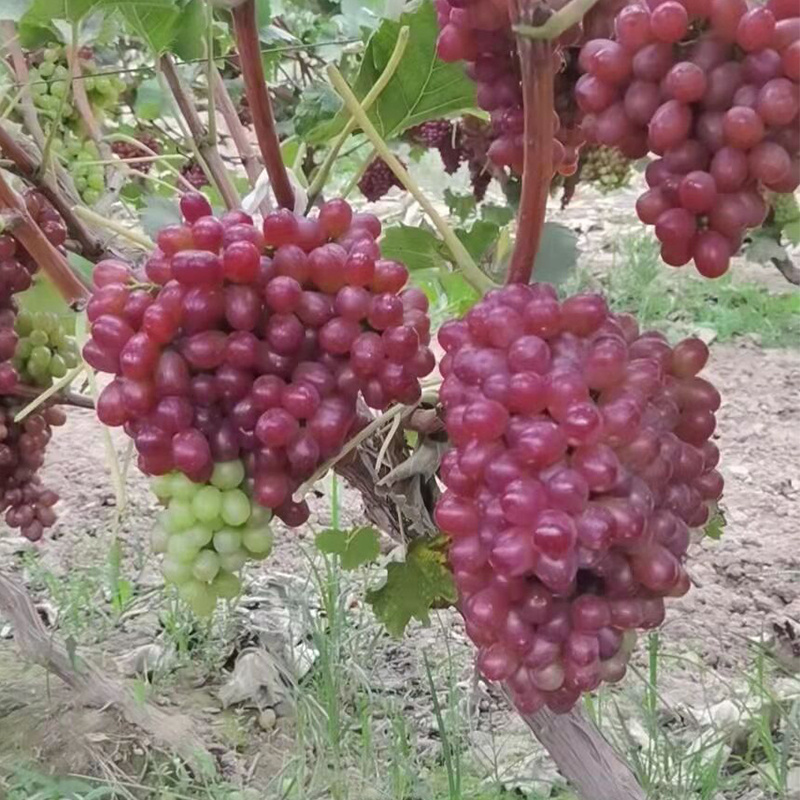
top-left (0, 191), bottom-right (799, 796)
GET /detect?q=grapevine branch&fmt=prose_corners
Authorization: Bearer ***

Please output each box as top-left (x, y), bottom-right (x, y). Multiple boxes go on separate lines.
top-left (507, 0), bottom-right (555, 285)
top-left (159, 54), bottom-right (241, 210)
top-left (12, 380), bottom-right (94, 410)
top-left (327, 65), bottom-right (494, 295)
top-left (0, 170), bottom-right (89, 305)
top-left (0, 122), bottom-right (103, 258)
top-left (231, 0), bottom-right (296, 210)
top-left (65, 37), bottom-right (102, 145)
top-left (514, 0), bottom-right (602, 39)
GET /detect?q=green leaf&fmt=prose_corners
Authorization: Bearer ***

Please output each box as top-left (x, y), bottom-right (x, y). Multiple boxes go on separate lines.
top-left (133, 77), bottom-right (168, 120)
top-left (171, 0), bottom-right (205, 61)
top-left (456, 220), bottom-right (498, 264)
top-left (704, 508), bottom-right (726, 541)
top-left (67, 251), bottom-right (94, 285)
top-left (481, 203), bottom-right (514, 227)
top-left (529, 222), bottom-right (579, 286)
top-left (307, 0), bottom-right (476, 145)
top-left (140, 194), bottom-right (181, 239)
top-left (367, 537), bottom-right (456, 638)
top-left (293, 83), bottom-right (343, 141)
top-left (315, 526), bottom-right (381, 570)
top-left (117, 0), bottom-right (181, 53)
top-left (0, 0), bottom-right (33, 22)
top-left (439, 271), bottom-right (479, 315)
top-left (380, 225), bottom-right (448, 272)
top-left (444, 188), bottom-right (477, 223)
top-left (783, 219), bottom-right (800, 246)
top-left (21, 0), bottom-right (99, 24)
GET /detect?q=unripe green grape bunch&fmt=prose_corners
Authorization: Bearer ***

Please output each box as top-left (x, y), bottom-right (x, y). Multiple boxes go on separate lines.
top-left (52, 136), bottom-right (106, 206)
top-left (150, 459), bottom-right (274, 616)
top-left (581, 145), bottom-right (633, 193)
top-left (13, 310), bottom-right (80, 388)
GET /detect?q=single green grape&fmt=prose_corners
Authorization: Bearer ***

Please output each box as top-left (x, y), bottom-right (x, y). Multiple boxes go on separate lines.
top-left (192, 549), bottom-right (221, 583)
top-left (212, 527), bottom-right (242, 555)
top-left (167, 497), bottom-right (195, 531)
top-left (162, 556), bottom-right (194, 585)
top-left (185, 523), bottom-right (214, 549)
top-left (220, 489), bottom-right (251, 527)
top-left (210, 460), bottom-right (245, 491)
top-left (219, 550), bottom-right (248, 573)
top-left (49, 354), bottom-right (67, 378)
top-left (152, 474), bottom-right (174, 501)
top-left (38, 60), bottom-right (55, 78)
top-left (151, 527), bottom-right (170, 554)
top-left (43, 47), bottom-right (60, 62)
top-left (243, 526), bottom-right (273, 557)
top-left (50, 80), bottom-right (68, 99)
top-left (63, 350), bottom-right (79, 369)
top-left (212, 571), bottom-right (242, 600)
top-left (179, 580), bottom-right (217, 617)
top-left (94, 77), bottom-right (112, 94)
top-left (82, 188), bottom-right (101, 204)
top-left (249, 504), bottom-right (273, 526)
top-left (29, 345), bottom-right (52, 371)
top-left (74, 176), bottom-right (88, 192)
top-left (191, 485), bottom-right (222, 523)
top-left (87, 172), bottom-right (105, 190)
top-left (167, 533), bottom-right (200, 563)
top-left (15, 310), bottom-right (33, 336)
top-left (170, 472), bottom-right (200, 500)
top-left (53, 64), bottom-right (69, 80)
top-left (15, 339), bottom-right (32, 360)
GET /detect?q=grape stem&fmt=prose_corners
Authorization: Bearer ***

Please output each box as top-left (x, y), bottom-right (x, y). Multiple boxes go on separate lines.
top-left (327, 66), bottom-right (495, 295)
top-left (159, 54), bottom-right (241, 210)
top-left (507, 1), bottom-right (556, 285)
top-left (231, 0), bottom-right (296, 211)
top-left (514, 0), bottom-right (602, 40)
top-left (12, 382), bottom-right (94, 409)
top-left (72, 205), bottom-right (155, 251)
top-left (0, 122), bottom-right (102, 257)
top-left (306, 26), bottom-right (410, 209)
top-left (0, 171), bottom-right (89, 305)
top-left (65, 28), bottom-right (102, 145)
top-left (106, 132), bottom-right (198, 194)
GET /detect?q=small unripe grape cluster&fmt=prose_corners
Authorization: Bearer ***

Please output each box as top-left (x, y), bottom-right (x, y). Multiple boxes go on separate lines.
top-left (435, 283), bottom-right (723, 714)
top-left (111, 133), bottom-right (162, 174)
top-left (13, 310), bottom-right (79, 387)
top-left (577, 0), bottom-right (800, 277)
top-left (27, 44), bottom-right (125, 131)
top-left (434, 0), bottom-right (584, 177)
top-left (0, 190), bottom-right (68, 394)
top-left (580, 145), bottom-right (633, 192)
top-left (0, 402), bottom-right (63, 541)
top-left (53, 136), bottom-right (106, 205)
top-left (150, 460), bottom-right (272, 616)
top-left (83, 195), bottom-right (434, 526)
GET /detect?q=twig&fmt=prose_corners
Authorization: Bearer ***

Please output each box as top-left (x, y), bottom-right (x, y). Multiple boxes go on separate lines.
top-left (0, 121), bottom-right (102, 257)
top-left (159, 54), bottom-right (240, 210)
top-left (327, 66), bottom-right (494, 295)
top-left (14, 365), bottom-right (86, 422)
top-left (72, 205), bottom-right (155, 250)
top-left (209, 65), bottom-right (262, 189)
top-left (0, 171), bottom-right (89, 305)
top-left (106, 132), bottom-right (197, 193)
top-left (306, 26), bottom-right (410, 208)
top-left (11, 382), bottom-right (94, 409)
top-left (514, 0), bottom-right (602, 39)
top-left (0, 568), bottom-right (212, 771)
top-left (232, 0), bottom-right (295, 210)
top-left (507, 0), bottom-right (555, 285)
top-left (773, 255), bottom-right (800, 285)
top-left (65, 30), bottom-right (102, 144)
top-left (0, 21), bottom-right (46, 149)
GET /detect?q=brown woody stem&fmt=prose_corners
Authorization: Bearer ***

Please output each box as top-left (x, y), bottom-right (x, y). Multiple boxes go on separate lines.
top-left (159, 54), bottom-right (241, 210)
top-left (65, 39), bottom-right (102, 144)
top-left (507, 3), bottom-right (555, 285)
top-left (232, 0), bottom-right (295, 210)
top-left (0, 122), bottom-right (103, 258)
top-left (0, 171), bottom-right (89, 305)
top-left (12, 382), bottom-right (94, 410)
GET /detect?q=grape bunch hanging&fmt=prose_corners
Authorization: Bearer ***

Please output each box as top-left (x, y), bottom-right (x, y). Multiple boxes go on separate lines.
top-left (83, 195), bottom-right (435, 536)
top-left (435, 284), bottom-right (723, 714)
top-left (577, 0), bottom-right (800, 277)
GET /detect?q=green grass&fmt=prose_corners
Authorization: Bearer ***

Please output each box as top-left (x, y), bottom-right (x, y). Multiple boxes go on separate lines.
top-left (569, 234), bottom-right (800, 347)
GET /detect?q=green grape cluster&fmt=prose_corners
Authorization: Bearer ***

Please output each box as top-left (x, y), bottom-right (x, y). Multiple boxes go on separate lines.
top-left (151, 460), bottom-right (274, 616)
top-left (770, 192), bottom-right (800, 227)
top-left (13, 310), bottom-right (79, 387)
top-left (52, 136), bottom-right (105, 205)
top-left (28, 44), bottom-right (125, 130)
top-left (581, 146), bottom-right (633, 194)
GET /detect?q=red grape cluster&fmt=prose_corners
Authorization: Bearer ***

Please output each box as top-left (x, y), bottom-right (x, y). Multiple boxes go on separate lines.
top-left (0, 403), bottom-right (63, 541)
top-left (181, 161), bottom-right (209, 190)
top-left (577, 0), bottom-right (800, 277)
top-left (434, 283), bottom-right (723, 714)
top-left (358, 157), bottom-right (404, 202)
top-left (408, 120), bottom-right (465, 174)
top-left (0, 190), bottom-right (67, 393)
top-left (111, 133), bottom-right (161, 174)
top-left (83, 195), bottom-right (435, 526)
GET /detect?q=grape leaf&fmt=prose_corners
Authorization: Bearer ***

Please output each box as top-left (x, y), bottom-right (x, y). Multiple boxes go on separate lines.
top-left (704, 507), bottom-right (726, 541)
top-left (171, 0), bottom-right (205, 61)
top-left (481, 203), bottom-right (514, 227)
top-left (140, 194), bottom-right (181, 239)
top-left (20, 0), bottom-right (100, 24)
top-left (293, 83), bottom-right (344, 140)
top-left (444, 189), bottom-right (477, 223)
top-left (528, 222), bottom-right (579, 286)
top-left (367, 537), bottom-right (456, 637)
top-left (133, 77), bottom-right (168, 121)
top-left (315, 526), bottom-right (380, 570)
top-left (380, 225), bottom-right (449, 272)
top-left (456, 220), bottom-right (498, 264)
top-left (783, 219), bottom-right (800, 246)
top-left (305, 0), bottom-right (476, 145)
top-left (439, 272), bottom-right (480, 314)
top-left (116, 0), bottom-right (181, 54)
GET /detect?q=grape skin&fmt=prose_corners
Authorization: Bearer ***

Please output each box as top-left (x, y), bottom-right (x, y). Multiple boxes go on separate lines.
top-left (577, 0), bottom-right (799, 278)
top-left (437, 284), bottom-right (722, 714)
